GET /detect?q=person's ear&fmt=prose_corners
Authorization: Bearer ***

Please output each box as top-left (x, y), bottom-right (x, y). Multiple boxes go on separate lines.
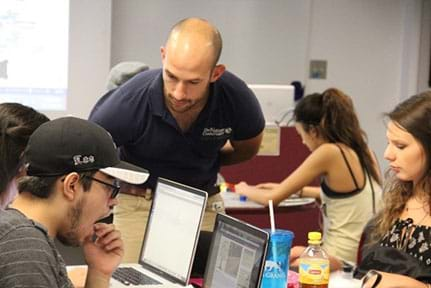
top-left (160, 46), bottom-right (166, 62)
top-left (62, 172), bottom-right (80, 201)
top-left (309, 126), bottom-right (320, 139)
top-left (210, 64), bottom-right (226, 82)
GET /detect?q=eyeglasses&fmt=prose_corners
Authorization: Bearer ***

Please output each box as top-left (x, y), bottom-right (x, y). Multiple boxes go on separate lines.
top-left (361, 270), bottom-right (382, 288)
top-left (84, 176), bottom-right (120, 199)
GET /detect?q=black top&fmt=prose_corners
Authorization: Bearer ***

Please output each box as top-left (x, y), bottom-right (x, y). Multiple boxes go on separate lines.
top-left (89, 69), bottom-right (265, 192)
top-left (380, 218), bottom-right (431, 266)
top-left (321, 144), bottom-right (363, 198)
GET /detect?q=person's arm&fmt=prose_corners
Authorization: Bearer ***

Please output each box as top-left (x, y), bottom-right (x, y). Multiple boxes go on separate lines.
top-left (84, 269), bottom-right (111, 288)
top-left (256, 182), bottom-right (280, 190)
top-left (89, 84), bottom-right (146, 148)
top-left (235, 144), bottom-right (334, 205)
top-left (301, 186), bottom-right (321, 200)
top-left (258, 183), bottom-right (321, 199)
top-left (219, 132), bottom-right (264, 165)
top-left (83, 223), bottom-right (124, 288)
top-left (218, 72), bottom-right (265, 166)
top-left (362, 271), bottom-right (429, 288)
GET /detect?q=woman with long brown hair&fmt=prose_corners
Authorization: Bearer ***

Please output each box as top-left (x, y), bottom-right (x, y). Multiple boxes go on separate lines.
top-left (358, 91), bottom-right (431, 288)
top-left (236, 88), bottom-right (382, 265)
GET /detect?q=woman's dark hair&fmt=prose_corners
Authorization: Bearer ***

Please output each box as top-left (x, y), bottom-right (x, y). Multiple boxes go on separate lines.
top-left (0, 103), bottom-right (49, 193)
top-left (293, 88), bottom-right (380, 184)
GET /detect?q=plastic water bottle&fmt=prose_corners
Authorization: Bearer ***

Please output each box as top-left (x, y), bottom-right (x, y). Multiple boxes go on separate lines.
top-left (298, 232), bottom-right (329, 288)
top-left (328, 264), bottom-right (360, 288)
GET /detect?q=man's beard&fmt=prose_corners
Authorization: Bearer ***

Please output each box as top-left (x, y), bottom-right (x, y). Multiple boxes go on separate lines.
top-left (166, 93), bottom-right (195, 113)
top-left (57, 198), bottom-right (84, 247)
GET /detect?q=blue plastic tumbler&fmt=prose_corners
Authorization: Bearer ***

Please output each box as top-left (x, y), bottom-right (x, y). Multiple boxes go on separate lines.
top-left (260, 229), bottom-right (294, 288)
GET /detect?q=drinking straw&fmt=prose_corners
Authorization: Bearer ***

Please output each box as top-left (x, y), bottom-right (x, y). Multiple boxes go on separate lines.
top-left (269, 200), bottom-right (276, 233)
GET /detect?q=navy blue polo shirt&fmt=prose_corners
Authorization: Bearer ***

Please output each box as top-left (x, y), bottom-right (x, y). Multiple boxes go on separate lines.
top-left (89, 69), bottom-right (264, 192)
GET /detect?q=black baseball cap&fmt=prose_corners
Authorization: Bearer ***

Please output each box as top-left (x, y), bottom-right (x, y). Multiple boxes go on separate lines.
top-left (24, 117), bottom-right (149, 184)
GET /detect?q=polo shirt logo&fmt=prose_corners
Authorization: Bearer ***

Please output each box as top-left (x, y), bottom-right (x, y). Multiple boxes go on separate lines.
top-left (73, 155), bottom-right (95, 166)
top-left (202, 127), bottom-right (232, 137)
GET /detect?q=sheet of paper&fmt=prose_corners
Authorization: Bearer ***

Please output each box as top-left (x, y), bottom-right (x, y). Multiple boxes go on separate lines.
top-left (257, 124), bottom-right (281, 156)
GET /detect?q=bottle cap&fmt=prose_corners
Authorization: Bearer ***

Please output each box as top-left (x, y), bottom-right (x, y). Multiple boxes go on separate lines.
top-left (307, 231), bottom-right (322, 244)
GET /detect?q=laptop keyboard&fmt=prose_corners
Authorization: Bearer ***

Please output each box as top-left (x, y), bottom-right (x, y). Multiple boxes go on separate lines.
top-left (112, 267), bottom-right (162, 286)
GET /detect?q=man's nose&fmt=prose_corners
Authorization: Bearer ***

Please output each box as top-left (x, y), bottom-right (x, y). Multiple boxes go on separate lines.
top-left (173, 82), bottom-right (187, 99)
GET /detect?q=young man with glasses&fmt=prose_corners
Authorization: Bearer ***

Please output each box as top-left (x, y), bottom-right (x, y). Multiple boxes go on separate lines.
top-left (0, 117), bottom-right (149, 288)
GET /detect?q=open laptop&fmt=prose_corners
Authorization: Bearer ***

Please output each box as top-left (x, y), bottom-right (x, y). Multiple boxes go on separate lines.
top-left (203, 213), bottom-right (269, 288)
top-left (111, 177), bottom-right (208, 287)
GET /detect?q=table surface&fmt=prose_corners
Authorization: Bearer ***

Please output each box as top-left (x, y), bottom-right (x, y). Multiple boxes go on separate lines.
top-left (66, 266), bottom-right (195, 288)
top-left (67, 266), bottom-right (362, 288)
top-left (222, 191), bottom-right (315, 209)
top-left (222, 192), bottom-right (320, 246)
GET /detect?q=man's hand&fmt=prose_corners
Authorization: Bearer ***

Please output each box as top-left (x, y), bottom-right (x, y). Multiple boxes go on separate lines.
top-left (83, 223), bottom-right (124, 277)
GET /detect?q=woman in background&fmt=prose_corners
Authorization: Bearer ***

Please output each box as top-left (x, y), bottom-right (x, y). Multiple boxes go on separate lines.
top-left (358, 91), bottom-right (431, 287)
top-left (236, 88), bottom-right (382, 266)
top-left (0, 103), bottom-right (49, 208)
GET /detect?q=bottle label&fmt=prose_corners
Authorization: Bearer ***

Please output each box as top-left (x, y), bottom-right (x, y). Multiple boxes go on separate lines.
top-left (298, 258), bottom-right (330, 285)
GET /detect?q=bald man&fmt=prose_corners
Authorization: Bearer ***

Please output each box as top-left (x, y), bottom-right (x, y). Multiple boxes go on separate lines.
top-left (89, 18), bottom-right (265, 263)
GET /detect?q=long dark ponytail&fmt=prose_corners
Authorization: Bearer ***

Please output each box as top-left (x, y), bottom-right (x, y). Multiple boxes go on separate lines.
top-left (294, 88), bottom-right (380, 184)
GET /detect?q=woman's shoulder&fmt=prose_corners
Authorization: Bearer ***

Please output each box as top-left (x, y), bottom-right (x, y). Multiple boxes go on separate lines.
top-left (307, 143), bottom-right (345, 165)
top-left (314, 142), bottom-right (344, 155)
top-left (312, 143), bottom-right (364, 169)
top-left (317, 142), bottom-right (364, 157)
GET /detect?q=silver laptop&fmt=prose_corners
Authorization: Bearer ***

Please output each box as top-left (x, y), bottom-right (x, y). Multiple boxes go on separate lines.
top-left (111, 178), bottom-right (208, 287)
top-left (203, 213), bottom-right (269, 288)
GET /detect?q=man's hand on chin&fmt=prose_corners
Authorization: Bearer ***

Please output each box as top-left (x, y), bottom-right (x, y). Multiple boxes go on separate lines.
top-left (83, 223), bottom-right (124, 277)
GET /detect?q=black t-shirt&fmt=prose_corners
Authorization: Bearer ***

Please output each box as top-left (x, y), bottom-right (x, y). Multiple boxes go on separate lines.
top-left (89, 69), bottom-right (265, 191)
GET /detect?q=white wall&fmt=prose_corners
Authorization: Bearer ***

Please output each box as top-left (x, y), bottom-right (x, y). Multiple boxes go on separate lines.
top-left (110, 0), bottom-right (311, 84)
top-left (418, 0), bottom-right (431, 93)
top-left (305, 0), bottom-right (424, 169)
top-left (45, 0), bottom-right (112, 120)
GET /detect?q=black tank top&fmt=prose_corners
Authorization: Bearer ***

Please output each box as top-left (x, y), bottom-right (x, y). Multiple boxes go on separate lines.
top-left (321, 144), bottom-right (364, 198)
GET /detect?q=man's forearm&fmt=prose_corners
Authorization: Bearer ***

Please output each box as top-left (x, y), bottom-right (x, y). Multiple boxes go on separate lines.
top-left (219, 147), bottom-right (256, 165)
top-left (85, 269), bottom-right (111, 288)
top-left (219, 137), bottom-right (262, 166)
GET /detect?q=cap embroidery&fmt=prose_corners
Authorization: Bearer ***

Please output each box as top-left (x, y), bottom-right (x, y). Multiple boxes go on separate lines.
top-left (73, 155), bottom-right (95, 166)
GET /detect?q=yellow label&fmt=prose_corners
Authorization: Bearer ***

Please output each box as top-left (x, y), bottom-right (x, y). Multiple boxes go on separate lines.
top-left (298, 258), bottom-right (330, 285)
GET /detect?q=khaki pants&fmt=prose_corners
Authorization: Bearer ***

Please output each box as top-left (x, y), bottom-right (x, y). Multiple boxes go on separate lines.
top-left (114, 193), bottom-right (225, 263)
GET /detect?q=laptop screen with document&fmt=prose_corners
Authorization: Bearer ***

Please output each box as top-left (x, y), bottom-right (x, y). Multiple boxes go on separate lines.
top-left (203, 213), bottom-right (269, 288)
top-left (139, 177), bottom-right (207, 284)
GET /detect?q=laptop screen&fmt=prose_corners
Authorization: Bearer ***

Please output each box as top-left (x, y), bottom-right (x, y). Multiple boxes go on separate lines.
top-left (139, 178), bottom-right (207, 284)
top-left (203, 214), bottom-right (269, 288)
